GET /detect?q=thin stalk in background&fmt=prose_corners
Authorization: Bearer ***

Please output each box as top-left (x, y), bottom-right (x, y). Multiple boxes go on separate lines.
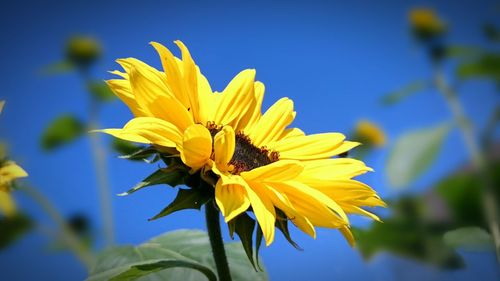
top-left (82, 70), bottom-right (115, 247)
top-left (17, 184), bottom-right (95, 269)
top-left (434, 66), bottom-right (500, 264)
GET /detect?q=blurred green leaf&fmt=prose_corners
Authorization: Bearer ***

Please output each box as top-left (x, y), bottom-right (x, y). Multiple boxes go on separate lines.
top-left (457, 53), bottom-right (500, 82)
top-left (443, 227), bottom-right (494, 251)
top-left (484, 23), bottom-right (500, 42)
top-left (381, 81), bottom-right (428, 106)
top-left (87, 229), bottom-right (268, 281)
top-left (40, 60), bottom-right (75, 75)
top-left (445, 46), bottom-right (484, 59)
top-left (0, 213), bottom-right (32, 249)
top-left (233, 213), bottom-right (257, 271)
top-left (386, 123), bottom-right (450, 188)
top-left (119, 165), bottom-right (188, 196)
top-left (353, 219), bottom-right (464, 269)
top-left (148, 188), bottom-right (209, 221)
top-left (88, 81), bottom-right (116, 102)
top-left (41, 115), bottom-right (85, 151)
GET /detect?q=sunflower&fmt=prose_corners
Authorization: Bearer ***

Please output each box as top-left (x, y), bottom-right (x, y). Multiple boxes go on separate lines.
top-left (354, 120), bottom-right (386, 148)
top-left (0, 101), bottom-right (28, 216)
top-left (101, 41), bottom-right (384, 246)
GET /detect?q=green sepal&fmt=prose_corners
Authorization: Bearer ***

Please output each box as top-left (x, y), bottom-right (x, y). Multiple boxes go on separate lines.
top-left (148, 188), bottom-right (210, 221)
top-left (233, 213), bottom-right (257, 271)
top-left (114, 142), bottom-right (159, 163)
top-left (119, 165), bottom-right (187, 196)
top-left (255, 223), bottom-right (263, 271)
top-left (275, 210), bottom-right (302, 251)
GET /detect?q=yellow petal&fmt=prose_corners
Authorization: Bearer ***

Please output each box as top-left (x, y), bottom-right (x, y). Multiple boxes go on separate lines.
top-left (273, 181), bottom-right (349, 224)
top-left (150, 41), bottom-right (190, 108)
top-left (0, 162), bottom-right (28, 184)
top-left (106, 79), bottom-right (148, 117)
top-left (212, 166), bottom-right (248, 186)
top-left (144, 95), bottom-right (194, 131)
top-left (278, 127), bottom-right (305, 140)
top-left (339, 226), bottom-right (355, 246)
top-left (213, 69), bottom-right (256, 127)
top-left (174, 40), bottom-right (201, 123)
top-left (236, 81), bottom-right (265, 132)
top-left (248, 97), bottom-right (295, 147)
top-left (270, 133), bottom-right (346, 160)
top-left (256, 182), bottom-right (316, 238)
top-left (180, 124), bottom-right (212, 170)
top-left (0, 189), bottom-right (15, 216)
top-left (98, 117), bottom-right (182, 148)
top-left (215, 181), bottom-right (250, 222)
top-left (214, 126), bottom-right (235, 167)
top-left (300, 158), bottom-right (373, 181)
top-left (240, 160), bottom-right (303, 182)
top-left (196, 66), bottom-right (213, 123)
top-left (243, 182), bottom-right (276, 246)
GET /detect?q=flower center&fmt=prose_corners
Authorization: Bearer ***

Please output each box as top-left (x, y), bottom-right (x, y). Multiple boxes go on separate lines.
top-left (208, 125), bottom-right (279, 174)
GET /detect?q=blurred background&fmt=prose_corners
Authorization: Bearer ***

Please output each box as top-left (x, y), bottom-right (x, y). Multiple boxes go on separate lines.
top-left (0, 0), bottom-right (499, 280)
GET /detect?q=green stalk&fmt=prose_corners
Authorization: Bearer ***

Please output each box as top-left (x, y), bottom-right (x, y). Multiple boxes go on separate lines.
top-left (205, 200), bottom-right (232, 281)
top-left (434, 66), bottom-right (500, 264)
top-left (18, 185), bottom-right (95, 269)
top-left (81, 70), bottom-right (115, 247)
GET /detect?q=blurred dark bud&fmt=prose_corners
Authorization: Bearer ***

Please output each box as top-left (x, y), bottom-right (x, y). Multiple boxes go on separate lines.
top-left (0, 213), bottom-right (32, 250)
top-left (353, 120), bottom-right (386, 148)
top-left (409, 8), bottom-right (447, 42)
top-left (68, 214), bottom-right (90, 236)
top-left (483, 23), bottom-right (500, 42)
top-left (65, 36), bottom-right (102, 69)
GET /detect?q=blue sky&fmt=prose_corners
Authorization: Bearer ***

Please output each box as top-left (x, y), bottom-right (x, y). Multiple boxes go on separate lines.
top-left (0, 0), bottom-right (499, 280)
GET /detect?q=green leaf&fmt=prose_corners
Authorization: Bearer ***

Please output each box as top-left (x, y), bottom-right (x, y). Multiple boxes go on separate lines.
top-left (0, 213), bottom-right (32, 249)
top-left (109, 260), bottom-right (216, 281)
top-left (457, 53), bottom-right (500, 82)
top-left (149, 188), bottom-right (210, 221)
top-left (443, 227), bottom-right (494, 251)
top-left (445, 46), bottom-right (484, 59)
top-left (275, 210), bottom-right (302, 251)
top-left (88, 81), bottom-right (116, 102)
top-left (119, 165), bottom-right (187, 196)
top-left (111, 139), bottom-right (159, 163)
top-left (41, 115), bottom-right (85, 151)
top-left (40, 60), bottom-right (75, 75)
top-left (386, 123), bottom-right (450, 188)
top-left (233, 213), bottom-right (257, 271)
top-left (381, 81), bottom-right (428, 106)
top-left (87, 229), bottom-right (268, 281)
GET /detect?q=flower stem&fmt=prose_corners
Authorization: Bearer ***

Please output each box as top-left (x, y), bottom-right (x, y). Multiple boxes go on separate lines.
top-left (82, 70), bottom-right (115, 247)
top-left (205, 200), bottom-right (232, 281)
top-left (434, 66), bottom-right (500, 264)
top-left (17, 184), bottom-right (95, 269)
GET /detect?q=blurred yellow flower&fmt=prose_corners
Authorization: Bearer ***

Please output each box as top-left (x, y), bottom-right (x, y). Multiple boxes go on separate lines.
top-left (0, 101), bottom-right (28, 216)
top-left (355, 120), bottom-right (386, 147)
top-left (101, 41), bottom-right (384, 246)
top-left (409, 8), bottom-right (445, 38)
top-left (0, 161), bottom-right (28, 216)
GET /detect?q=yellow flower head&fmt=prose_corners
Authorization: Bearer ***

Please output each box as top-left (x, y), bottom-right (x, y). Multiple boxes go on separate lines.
top-left (355, 120), bottom-right (386, 147)
top-left (102, 41), bottom-right (385, 246)
top-left (0, 101), bottom-right (28, 216)
top-left (409, 8), bottom-right (446, 39)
